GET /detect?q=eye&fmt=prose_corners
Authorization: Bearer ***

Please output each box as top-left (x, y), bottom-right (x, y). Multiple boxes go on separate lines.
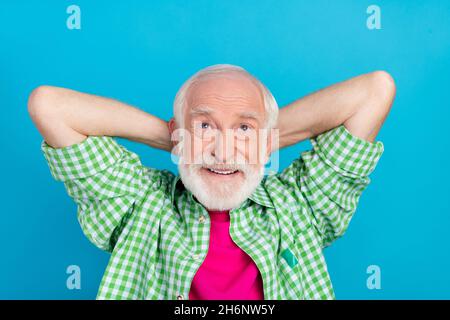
top-left (238, 124), bottom-right (254, 133)
top-left (240, 124), bottom-right (249, 131)
top-left (200, 122), bottom-right (210, 129)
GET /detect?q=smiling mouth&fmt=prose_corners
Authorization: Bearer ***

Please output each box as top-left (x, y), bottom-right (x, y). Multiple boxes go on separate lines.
top-left (203, 167), bottom-right (240, 176)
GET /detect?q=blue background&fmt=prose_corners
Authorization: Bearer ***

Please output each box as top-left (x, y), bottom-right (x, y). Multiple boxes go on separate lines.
top-left (1, 0), bottom-right (449, 299)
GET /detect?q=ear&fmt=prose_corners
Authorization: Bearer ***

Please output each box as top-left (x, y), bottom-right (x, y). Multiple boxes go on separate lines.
top-left (168, 117), bottom-right (176, 134)
top-left (168, 117), bottom-right (179, 149)
top-left (266, 128), bottom-right (277, 157)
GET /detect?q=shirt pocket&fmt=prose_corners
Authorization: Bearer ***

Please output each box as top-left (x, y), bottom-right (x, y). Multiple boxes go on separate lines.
top-left (278, 241), bottom-right (305, 299)
top-left (277, 218), bottom-right (308, 299)
top-left (274, 204), bottom-right (311, 299)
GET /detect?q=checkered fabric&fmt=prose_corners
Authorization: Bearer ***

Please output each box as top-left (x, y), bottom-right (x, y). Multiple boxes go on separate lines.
top-left (41, 124), bottom-right (384, 300)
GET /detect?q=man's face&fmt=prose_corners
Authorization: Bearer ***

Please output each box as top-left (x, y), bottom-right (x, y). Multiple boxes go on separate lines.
top-left (172, 73), bottom-right (271, 211)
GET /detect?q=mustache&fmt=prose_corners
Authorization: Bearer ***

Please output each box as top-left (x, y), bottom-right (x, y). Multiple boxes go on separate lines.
top-left (198, 164), bottom-right (244, 171)
top-left (180, 150), bottom-right (250, 171)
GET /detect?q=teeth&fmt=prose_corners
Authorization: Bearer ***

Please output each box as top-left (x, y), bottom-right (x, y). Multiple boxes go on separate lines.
top-left (207, 168), bottom-right (238, 175)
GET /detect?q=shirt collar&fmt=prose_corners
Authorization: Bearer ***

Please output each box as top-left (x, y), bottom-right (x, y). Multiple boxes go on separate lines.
top-left (170, 174), bottom-right (274, 212)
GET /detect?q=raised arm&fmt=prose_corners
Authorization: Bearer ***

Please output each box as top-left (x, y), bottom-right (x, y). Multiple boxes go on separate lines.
top-left (28, 85), bottom-right (172, 151)
top-left (276, 70), bottom-right (396, 149)
top-left (275, 70), bottom-right (395, 248)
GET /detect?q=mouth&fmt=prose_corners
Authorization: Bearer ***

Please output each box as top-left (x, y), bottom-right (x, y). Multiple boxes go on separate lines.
top-left (202, 167), bottom-right (241, 177)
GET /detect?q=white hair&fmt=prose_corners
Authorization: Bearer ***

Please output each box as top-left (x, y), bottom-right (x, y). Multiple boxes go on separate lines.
top-left (173, 64), bottom-right (278, 129)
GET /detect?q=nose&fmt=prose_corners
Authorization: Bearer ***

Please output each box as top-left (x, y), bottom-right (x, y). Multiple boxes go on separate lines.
top-left (211, 130), bottom-right (235, 163)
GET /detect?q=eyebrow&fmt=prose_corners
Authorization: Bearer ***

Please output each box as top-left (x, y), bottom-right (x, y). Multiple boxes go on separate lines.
top-left (189, 105), bottom-right (262, 122)
top-left (238, 111), bottom-right (261, 121)
top-left (189, 105), bottom-right (215, 116)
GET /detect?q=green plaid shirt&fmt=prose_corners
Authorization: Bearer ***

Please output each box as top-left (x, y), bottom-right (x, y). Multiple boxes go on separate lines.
top-left (41, 124), bottom-right (384, 300)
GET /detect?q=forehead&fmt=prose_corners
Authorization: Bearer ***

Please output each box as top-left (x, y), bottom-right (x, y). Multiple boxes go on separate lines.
top-left (185, 73), bottom-right (265, 118)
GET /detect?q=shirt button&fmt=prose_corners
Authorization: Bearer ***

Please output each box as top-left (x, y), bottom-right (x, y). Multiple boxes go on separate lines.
top-left (177, 294), bottom-right (184, 300)
top-left (199, 215), bottom-right (206, 223)
top-left (192, 253), bottom-right (201, 260)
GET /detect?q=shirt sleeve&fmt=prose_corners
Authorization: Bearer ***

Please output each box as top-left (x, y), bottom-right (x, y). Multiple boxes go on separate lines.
top-left (278, 124), bottom-right (384, 248)
top-left (41, 135), bottom-right (161, 252)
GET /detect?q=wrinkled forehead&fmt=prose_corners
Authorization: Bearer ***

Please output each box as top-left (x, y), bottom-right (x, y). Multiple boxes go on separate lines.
top-left (185, 73), bottom-right (265, 118)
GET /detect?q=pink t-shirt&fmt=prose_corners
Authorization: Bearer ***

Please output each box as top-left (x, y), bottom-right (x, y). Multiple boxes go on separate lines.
top-left (188, 210), bottom-right (264, 300)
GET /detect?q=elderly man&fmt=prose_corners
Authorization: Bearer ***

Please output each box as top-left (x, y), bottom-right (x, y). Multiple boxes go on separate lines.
top-left (28, 64), bottom-right (395, 300)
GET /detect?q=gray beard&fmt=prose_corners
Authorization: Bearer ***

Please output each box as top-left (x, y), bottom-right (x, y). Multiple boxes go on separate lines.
top-left (178, 163), bottom-right (265, 211)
